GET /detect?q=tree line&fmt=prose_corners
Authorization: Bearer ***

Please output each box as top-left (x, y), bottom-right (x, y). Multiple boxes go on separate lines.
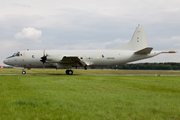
top-left (90, 63), bottom-right (180, 70)
top-left (2, 62), bottom-right (180, 70)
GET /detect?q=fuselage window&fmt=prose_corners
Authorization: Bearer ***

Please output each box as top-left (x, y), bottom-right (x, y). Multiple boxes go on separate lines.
top-left (32, 55), bottom-right (35, 58)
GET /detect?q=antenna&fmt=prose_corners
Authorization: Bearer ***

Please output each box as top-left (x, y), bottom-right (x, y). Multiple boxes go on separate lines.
top-left (1, 57), bottom-right (3, 69)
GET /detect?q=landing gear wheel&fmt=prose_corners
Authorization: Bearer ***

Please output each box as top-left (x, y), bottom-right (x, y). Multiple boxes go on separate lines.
top-left (22, 71), bottom-right (26, 75)
top-left (66, 70), bottom-right (69, 75)
top-left (68, 70), bottom-right (73, 75)
top-left (66, 70), bottom-right (73, 75)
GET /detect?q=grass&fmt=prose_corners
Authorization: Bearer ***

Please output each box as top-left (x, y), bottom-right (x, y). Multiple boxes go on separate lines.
top-left (0, 74), bottom-right (180, 119)
top-left (0, 68), bottom-right (180, 75)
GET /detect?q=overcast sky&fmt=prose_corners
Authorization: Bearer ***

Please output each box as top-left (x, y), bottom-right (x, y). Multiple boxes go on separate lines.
top-left (0, 0), bottom-right (180, 65)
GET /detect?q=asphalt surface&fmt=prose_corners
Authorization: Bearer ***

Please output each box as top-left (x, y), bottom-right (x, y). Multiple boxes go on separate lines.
top-left (0, 74), bottom-right (180, 76)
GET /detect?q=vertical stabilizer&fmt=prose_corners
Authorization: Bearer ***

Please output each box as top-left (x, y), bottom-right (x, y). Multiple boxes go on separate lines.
top-left (110, 25), bottom-right (149, 50)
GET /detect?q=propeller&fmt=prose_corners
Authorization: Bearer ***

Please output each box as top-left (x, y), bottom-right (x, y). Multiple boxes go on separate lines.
top-left (40, 49), bottom-right (47, 70)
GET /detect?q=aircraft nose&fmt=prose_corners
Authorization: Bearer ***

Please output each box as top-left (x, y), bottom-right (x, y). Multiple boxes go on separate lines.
top-left (3, 59), bottom-right (8, 65)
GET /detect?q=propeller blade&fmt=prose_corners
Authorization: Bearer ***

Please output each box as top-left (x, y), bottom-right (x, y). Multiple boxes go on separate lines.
top-left (43, 49), bottom-right (45, 56)
top-left (43, 63), bottom-right (45, 70)
top-left (40, 49), bottom-right (47, 70)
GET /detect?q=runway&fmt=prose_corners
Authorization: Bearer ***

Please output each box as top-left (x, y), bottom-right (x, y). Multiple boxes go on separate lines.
top-left (0, 74), bottom-right (180, 76)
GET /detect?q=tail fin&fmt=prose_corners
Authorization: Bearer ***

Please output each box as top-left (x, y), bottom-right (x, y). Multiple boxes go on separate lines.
top-left (110, 25), bottom-right (149, 50)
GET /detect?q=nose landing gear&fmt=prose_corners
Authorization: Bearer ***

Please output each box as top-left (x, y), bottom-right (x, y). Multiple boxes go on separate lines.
top-left (65, 70), bottom-right (73, 75)
top-left (22, 69), bottom-right (26, 75)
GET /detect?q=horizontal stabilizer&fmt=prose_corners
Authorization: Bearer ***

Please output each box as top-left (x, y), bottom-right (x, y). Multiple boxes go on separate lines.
top-left (134, 47), bottom-right (153, 54)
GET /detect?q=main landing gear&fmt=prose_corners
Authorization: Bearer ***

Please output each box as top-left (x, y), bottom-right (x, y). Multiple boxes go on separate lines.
top-left (66, 70), bottom-right (73, 75)
top-left (22, 69), bottom-right (26, 75)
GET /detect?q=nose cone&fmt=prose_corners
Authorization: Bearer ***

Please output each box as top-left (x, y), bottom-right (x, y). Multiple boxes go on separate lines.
top-left (3, 59), bottom-right (8, 65)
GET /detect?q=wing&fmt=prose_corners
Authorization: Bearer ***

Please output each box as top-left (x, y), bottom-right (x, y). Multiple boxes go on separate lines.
top-left (46, 53), bottom-right (87, 67)
top-left (61, 56), bottom-right (87, 67)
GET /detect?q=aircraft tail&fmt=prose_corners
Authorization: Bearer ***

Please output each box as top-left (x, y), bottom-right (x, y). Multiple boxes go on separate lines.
top-left (110, 25), bottom-right (150, 51)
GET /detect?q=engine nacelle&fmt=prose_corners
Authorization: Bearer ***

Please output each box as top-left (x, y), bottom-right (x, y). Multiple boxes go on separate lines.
top-left (46, 53), bottom-right (63, 63)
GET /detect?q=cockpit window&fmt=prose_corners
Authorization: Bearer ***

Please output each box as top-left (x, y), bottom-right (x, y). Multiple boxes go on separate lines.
top-left (12, 52), bottom-right (20, 57)
top-left (7, 52), bottom-right (20, 58)
top-left (16, 52), bottom-right (20, 56)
